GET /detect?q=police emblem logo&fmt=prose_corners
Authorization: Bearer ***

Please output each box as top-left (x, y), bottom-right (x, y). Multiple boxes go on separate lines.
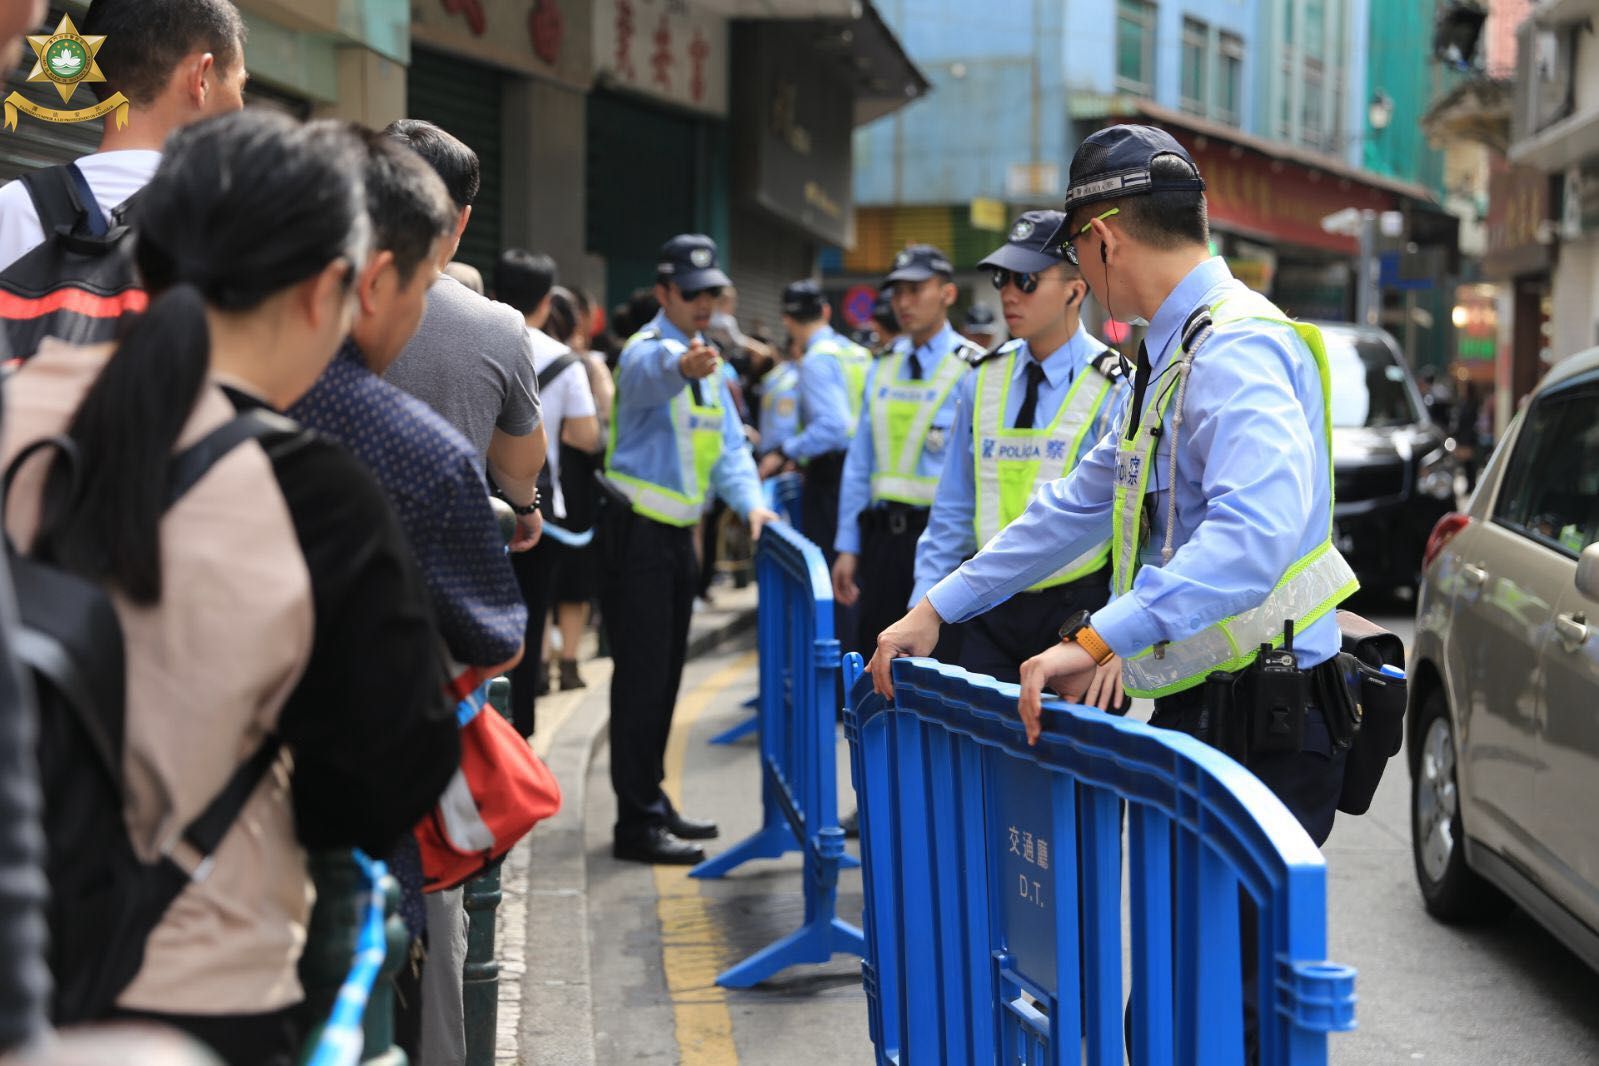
top-left (1011, 219), bottom-right (1035, 242)
top-left (926, 427), bottom-right (947, 455)
top-left (894, 251), bottom-right (910, 268)
top-left (5, 15), bottom-right (130, 131)
top-left (690, 247), bottom-right (713, 269)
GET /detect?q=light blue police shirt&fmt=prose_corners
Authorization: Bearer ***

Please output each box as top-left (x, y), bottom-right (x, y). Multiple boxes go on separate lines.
top-left (835, 322), bottom-right (978, 556)
top-left (911, 323), bottom-right (1123, 605)
top-left (925, 257), bottom-right (1341, 669)
top-left (609, 309), bottom-right (763, 519)
top-left (781, 325), bottom-right (856, 461)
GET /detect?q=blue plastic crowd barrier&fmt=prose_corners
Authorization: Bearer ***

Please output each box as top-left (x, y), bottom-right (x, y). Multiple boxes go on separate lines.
top-left (843, 654), bottom-right (1357, 1066)
top-left (708, 473), bottom-right (805, 747)
top-left (690, 520), bottom-right (865, 987)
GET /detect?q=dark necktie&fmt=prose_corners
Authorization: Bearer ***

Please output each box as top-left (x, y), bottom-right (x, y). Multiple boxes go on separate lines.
top-left (690, 378), bottom-right (705, 405)
top-left (907, 349), bottom-right (923, 381)
top-left (1014, 361), bottom-right (1047, 430)
top-left (1124, 341), bottom-right (1152, 440)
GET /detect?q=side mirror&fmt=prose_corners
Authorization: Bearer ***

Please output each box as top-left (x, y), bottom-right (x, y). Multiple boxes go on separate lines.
top-left (1577, 543), bottom-right (1599, 602)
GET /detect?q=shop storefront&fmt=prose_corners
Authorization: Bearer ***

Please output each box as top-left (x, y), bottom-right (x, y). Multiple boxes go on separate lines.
top-left (1483, 161), bottom-right (1555, 434)
top-left (410, 0), bottom-right (591, 279)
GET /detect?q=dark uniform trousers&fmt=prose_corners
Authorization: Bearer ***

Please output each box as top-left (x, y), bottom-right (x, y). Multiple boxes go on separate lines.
top-left (1133, 655), bottom-right (1350, 1063)
top-left (507, 540), bottom-right (555, 738)
top-left (857, 504), bottom-right (962, 662)
top-left (958, 566), bottom-right (1114, 688)
top-left (597, 497), bottom-right (698, 836)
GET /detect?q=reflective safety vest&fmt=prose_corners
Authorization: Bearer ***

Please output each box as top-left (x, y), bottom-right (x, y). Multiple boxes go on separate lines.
top-left (758, 361), bottom-right (802, 454)
top-left (1110, 291), bottom-right (1359, 698)
top-left (809, 336), bottom-right (873, 425)
top-left (973, 342), bottom-right (1119, 591)
top-left (604, 328), bottom-right (727, 528)
top-left (869, 348), bottom-right (968, 506)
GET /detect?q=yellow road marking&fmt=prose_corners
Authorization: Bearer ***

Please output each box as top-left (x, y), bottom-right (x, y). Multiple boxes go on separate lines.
top-left (655, 651), bottom-right (758, 1066)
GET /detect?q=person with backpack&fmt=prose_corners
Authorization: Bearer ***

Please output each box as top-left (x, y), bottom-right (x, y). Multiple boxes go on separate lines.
top-left (0, 110), bottom-right (459, 1066)
top-left (494, 251), bottom-right (599, 731)
top-left (0, 0), bottom-right (247, 352)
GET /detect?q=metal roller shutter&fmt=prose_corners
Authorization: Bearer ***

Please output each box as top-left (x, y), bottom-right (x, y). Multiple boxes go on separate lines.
top-left (406, 45), bottom-right (503, 277)
top-left (0, 4), bottom-right (102, 185)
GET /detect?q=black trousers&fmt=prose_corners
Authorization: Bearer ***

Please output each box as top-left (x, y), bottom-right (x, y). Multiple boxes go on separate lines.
top-left (597, 500), bottom-right (697, 837)
top-left (113, 1005), bottom-right (302, 1066)
top-left (800, 451), bottom-right (845, 562)
top-left (958, 568), bottom-right (1114, 688)
top-left (856, 506), bottom-right (963, 662)
top-left (1138, 656), bottom-right (1350, 1063)
top-left (507, 538), bottom-right (556, 738)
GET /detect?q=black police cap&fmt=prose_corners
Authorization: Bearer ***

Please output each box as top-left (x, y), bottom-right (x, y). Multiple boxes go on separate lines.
top-left (964, 304), bottom-right (997, 330)
top-left (978, 210), bottom-right (1068, 275)
top-left (656, 233), bottom-right (732, 292)
top-left (782, 279), bottom-right (826, 317)
top-left (883, 243), bottom-right (955, 285)
top-left (1047, 125), bottom-right (1206, 250)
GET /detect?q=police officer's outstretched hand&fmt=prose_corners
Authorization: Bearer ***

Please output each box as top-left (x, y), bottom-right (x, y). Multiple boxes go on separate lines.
top-left (679, 338), bottom-right (720, 380)
top-left (746, 506), bottom-right (779, 542)
top-left (832, 552), bottom-right (861, 608)
top-left (1017, 641), bottom-right (1098, 746)
top-left (868, 599), bottom-right (943, 699)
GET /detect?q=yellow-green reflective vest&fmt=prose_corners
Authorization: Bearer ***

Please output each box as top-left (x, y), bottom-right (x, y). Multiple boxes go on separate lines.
top-left (1110, 292), bottom-right (1359, 698)
top-left (869, 349), bottom-right (967, 506)
top-left (604, 329), bottom-right (726, 528)
top-left (809, 336), bottom-right (873, 425)
top-left (973, 344), bottom-right (1119, 591)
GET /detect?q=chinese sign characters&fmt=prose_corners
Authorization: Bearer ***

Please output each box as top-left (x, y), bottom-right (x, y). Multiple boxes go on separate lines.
top-left (593, 0), bottom-right (728, 116)
top-left (1008, 823), bottom-right (1051, 908)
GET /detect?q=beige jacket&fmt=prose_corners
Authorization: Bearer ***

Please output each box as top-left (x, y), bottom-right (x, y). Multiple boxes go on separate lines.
top-left (2, 340), bottom-right (316, 1013)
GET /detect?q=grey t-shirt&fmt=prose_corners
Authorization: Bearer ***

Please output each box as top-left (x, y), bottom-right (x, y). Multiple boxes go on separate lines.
top-left (383, 273), bottom-right (541, 465)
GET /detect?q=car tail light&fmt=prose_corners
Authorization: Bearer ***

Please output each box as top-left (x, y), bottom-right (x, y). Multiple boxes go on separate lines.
top-left (1423, 512), bottom-right (1471, 570)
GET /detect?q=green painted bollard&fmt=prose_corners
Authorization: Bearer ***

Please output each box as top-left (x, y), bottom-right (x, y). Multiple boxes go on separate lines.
top-left (299, 851), bottom-right (408, 1065)
top-left (461, 676), bottom-right (512, 1066)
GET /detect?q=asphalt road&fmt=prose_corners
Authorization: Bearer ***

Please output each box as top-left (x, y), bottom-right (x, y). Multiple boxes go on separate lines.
top-left (1327, 590), bottom-right (1599, 1065)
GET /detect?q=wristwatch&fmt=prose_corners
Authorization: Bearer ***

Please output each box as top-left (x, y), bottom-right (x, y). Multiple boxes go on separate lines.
top-left (509, 489), bottom-right (541, 517)
top-left (1058, 609), bottom-right (1115, 666)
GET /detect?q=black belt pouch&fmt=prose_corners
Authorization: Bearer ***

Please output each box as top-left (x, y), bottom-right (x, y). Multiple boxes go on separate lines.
top-left (1336, 610), bottom-right (1408, 815)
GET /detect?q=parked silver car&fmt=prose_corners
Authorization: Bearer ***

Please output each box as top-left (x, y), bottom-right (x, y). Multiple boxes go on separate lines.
top-left (1409, 348), bottom-right (1599, 971)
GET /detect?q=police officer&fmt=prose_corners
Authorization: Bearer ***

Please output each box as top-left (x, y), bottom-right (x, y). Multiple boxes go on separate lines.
top-left (870, 126), bottom-right (1357, 846)
top-left (833, 244), bottom-right (984, 655)
top-left (755, 335), bottom-right (803, 464)
top-left (600, 234), bottom-right (778, 865)
top-left (961, 302), bottom-right (1000, 349)
top-left (759, 279), bottom-right (872, 554)
top-left (868, 128), bottom-right (1359, 1055)
top-left (913, 211), bottom-right (1129, 699)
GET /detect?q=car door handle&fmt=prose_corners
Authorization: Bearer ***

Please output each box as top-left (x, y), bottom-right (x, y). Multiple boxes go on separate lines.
top-left (1556, 612), bottom-right (1590, 648)
top-left (1462, 564), bottom-right (1488, 587)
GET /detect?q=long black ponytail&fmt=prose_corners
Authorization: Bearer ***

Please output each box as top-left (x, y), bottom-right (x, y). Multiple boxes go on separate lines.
top-left (34, 110), bottom-right (368, 604)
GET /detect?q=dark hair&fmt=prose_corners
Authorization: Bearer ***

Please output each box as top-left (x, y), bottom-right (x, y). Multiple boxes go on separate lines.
top-left (1099, 154), bottom-right (1209, 249)
top-left (494, 249), bottom-right (557, 315)
top-left (83, 0), bottom-right (246, 106)
top-left (358, 129), bottom-right (454, 284)
top-left (36, 111), bottom-right (365, 604)
top-left (545, 286), bottom-right (580, 345)
top-left (624, 287), bottom-right (659, 335)
top-left (383, 119), bottom-right (480, 209)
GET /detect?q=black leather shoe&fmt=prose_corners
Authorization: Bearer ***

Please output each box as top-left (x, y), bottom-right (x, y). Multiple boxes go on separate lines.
top-left (613, 826), bottom-right (705, 865)
top-left (666, 811), bottom-right (719, 840)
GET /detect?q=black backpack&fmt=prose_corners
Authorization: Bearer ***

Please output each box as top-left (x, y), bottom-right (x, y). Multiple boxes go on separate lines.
top-left (3, 410), bottom-right (290, 1024)
top-left (0, 163), bottom-right (144, 360)
top-left (534, 352), bottom-right (599, 531)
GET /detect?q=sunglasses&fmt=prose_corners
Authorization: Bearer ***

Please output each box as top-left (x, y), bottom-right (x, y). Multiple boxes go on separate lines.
top-left (1063, 207), bottom-right (1120, 267)
top-left (681, 285), bottom-right (725, 302)
top-left (991, 268), bottom-right (1041, 294)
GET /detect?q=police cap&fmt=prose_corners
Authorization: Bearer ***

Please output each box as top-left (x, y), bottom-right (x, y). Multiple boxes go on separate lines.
top-left (963, 304), bottom-right (997, 331)
top-left (977, 210), bottom-right (1067, 275)
top-left (656, 233), bottom-right (732, 293)
top-left (782, 279), bottom-right (827, 317)
top-left (883, 243), bottom-right (955, 285)
top-left (1045, 125), bottom-right (1206, 250)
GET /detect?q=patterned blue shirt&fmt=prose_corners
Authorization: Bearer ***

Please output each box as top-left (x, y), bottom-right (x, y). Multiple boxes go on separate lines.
top-left (290, 342), bottom-right (527, 668)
